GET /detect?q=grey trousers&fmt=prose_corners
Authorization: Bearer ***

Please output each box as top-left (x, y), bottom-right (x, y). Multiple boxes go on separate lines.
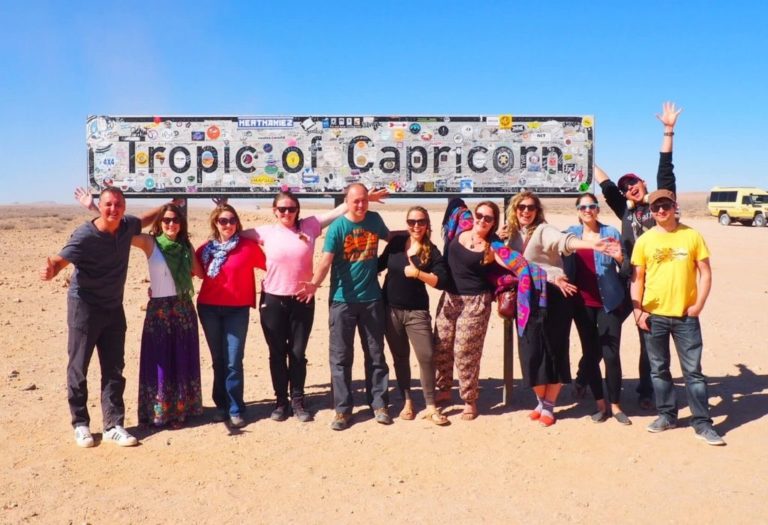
top-left (385, 306), bottom-right (436, 406)
top-left (66, 296), bottom-right (127, 429)
top-left (329, 300), bottom-right (389, 414)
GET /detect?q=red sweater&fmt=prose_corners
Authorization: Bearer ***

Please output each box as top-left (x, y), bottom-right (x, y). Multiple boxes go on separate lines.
top-left (196, 238), bottom-right (266, 308)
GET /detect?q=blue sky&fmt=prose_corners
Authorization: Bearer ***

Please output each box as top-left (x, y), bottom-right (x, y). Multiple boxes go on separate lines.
top-left (1, 1), bottom-right (767, 203)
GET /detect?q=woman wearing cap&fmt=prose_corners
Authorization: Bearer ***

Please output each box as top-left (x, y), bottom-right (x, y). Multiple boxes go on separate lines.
top-left (593, 101), bottom-right (681, 410)
top-left (196, 204), bottom-right (266, 428)
top-left (433, 201), bottom-right (500, 420)
top-left (239, 188), bottom-right (388, 423)
top-left (505, 191), bottom-right (613, 427)
top-left (564, 193), bottom-right (631, 425)
top-left (379, 206), bottom-right (449, 425)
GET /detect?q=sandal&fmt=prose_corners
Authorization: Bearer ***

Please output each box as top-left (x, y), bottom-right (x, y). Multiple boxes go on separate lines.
top-left (399, 405), bottom-right (416, 421)
top-left (423, 410), bottom-right (450, 426)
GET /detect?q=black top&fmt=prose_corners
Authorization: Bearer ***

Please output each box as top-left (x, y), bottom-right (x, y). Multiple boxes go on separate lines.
top-left (445, 234), bottom-right (492, 295)
top-left (59, 215), bottom-right (142, 309)
top-left (600, 151), bottom-right (676, 279)
top-left (379, 234), bottom-right (448, 311)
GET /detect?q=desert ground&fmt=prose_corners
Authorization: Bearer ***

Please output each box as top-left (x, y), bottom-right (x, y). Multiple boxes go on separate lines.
top-left (1, 192), bottom-right (766, 524)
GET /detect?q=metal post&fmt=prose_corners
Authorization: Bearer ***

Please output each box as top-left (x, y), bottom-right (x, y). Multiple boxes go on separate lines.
top-left (502, 194), bottom-right (514, 406)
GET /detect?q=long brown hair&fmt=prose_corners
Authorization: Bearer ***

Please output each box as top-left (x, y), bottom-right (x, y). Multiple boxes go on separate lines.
top-left (475, 201), bottom-right (500, 265)
top-left (506, 191), bottom-right (546, 240)
top-left (149, 203), bottom-right (192, 249)
top-left (406, 206), bottom-right (434, 267)
top-left (208, 204), bottom-right (243, 241)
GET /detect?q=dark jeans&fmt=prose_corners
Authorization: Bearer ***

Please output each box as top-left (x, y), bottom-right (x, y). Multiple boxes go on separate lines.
top-left (384, 306), bottom-right (435, 406)
top-left (573, 303), bottom-right (623, 404)
top-left (259, 292), bottom-right (315, 401)
top-left (198, 304), bottom-right (250, 416)
top-left (642, 314), bottom-right (713, 431)
top-left (66, 296), bottom-right (127, 429)
top-left (329, 301), bottom-right (389, 414)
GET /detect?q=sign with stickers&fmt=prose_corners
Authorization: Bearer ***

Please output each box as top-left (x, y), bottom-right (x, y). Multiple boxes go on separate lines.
top-left (87, 115), bottom-right (594, 195)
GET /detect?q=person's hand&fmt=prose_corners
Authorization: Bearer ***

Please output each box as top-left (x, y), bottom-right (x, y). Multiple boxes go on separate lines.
top-left (296, 281), bottom-right (318, 303)
top-left (656, 101), bottom-right (683, 129)
top-left (636, 311), bottom-right (651, 331)
top-left (594, 237), bottom-right (618, 253)
top-left (212, 197), bottom-right (228, 206)
top-left (368, 187), bottom-right (390, 203)
top-left (603, 239), bottom-right (623, 261)
top-left (498, 223), bottom-right (509, 241)
top-left (404, 264), bottom-right (420, 279)
top-left (554, 275), bottom-right (577, 296)
top-left (40, 257), bottom-right (56, 281)
top-left (686, 304), bottom-right (703, 317)
top-left (74, 187), bottom-right (97, 212)
top-left (171, 197), bottom-right (186, 208)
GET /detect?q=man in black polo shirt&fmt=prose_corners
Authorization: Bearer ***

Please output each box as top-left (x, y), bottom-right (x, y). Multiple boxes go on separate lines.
top-left (41, 187), bottom-right (167, 447)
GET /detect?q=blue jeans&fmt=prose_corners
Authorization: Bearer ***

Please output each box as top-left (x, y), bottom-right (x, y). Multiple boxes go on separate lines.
top-left (329, 301), bottom-right (389, 414)
top-left (198, 304), bottom-right (250, 416)
top-left (642, 314), bottom-right (713, 431)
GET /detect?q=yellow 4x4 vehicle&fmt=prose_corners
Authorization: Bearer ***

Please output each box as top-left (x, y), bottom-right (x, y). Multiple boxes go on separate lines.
top-left (708, 187), bottom-right (768, 227)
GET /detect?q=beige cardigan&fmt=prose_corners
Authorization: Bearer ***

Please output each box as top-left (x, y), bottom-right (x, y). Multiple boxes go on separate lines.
top-left (507, 223), bottom-right (576, 282)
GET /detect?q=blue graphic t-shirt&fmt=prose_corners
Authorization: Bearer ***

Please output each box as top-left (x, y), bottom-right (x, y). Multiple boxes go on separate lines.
top-left (323, 212), bottom-right (389, 303)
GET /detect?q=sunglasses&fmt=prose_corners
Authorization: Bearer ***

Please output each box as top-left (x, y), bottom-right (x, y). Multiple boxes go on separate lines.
top-left (475, 212), bottom-right (495, 224)
top-left (216, 217), bottom-right (238, 226)
top-left (516, 204), bottom-right (538, 212)
top-left (161, 216), bottom-right (181, 224)
top-left (276, 206), bottom-right (298, 214)
top-left (406, 218), bottom-right (428, 227)
top-left (576, 204), bottom-right (599, 212)
top-left (619, 177), bottom-right (641, 193)
top-left (650, 201), bottom-right (674, 213)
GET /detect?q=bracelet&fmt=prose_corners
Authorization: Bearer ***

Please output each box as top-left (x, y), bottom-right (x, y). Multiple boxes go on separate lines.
top-left (664, 131), bottom-right (674, 136)
top-left (416, 269), bottom-right (421, 278)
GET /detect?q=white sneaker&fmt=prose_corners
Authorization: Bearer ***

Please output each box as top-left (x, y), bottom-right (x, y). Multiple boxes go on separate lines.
top-left (74, 425), bottom-right (95, 448)
top-left (103, 425), bottom-right (138, 447)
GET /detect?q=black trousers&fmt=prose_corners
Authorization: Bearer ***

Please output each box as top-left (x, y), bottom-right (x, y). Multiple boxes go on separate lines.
top-left (259, 292), bottom-right (315, 400)
top-left (573, 300), bottom-right (623, 404)
top-left (66, 296), bottom-right (127, 429)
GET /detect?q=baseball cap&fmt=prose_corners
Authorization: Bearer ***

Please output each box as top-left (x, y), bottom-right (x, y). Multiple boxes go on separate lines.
top-left (617, 173), bottom-right (643, 193)
top-left (648, 189), bottom-right (676, 205)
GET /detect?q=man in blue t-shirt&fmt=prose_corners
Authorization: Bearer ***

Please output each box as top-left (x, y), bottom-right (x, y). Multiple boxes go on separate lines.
top-left (40, 187), bottom-right (168, 448)
top-left (304, 183), bottom-right (394, 430)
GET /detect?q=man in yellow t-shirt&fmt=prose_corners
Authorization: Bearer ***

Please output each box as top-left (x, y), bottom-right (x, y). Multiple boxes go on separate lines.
top-left (630, 189), bottom-right (724, 446)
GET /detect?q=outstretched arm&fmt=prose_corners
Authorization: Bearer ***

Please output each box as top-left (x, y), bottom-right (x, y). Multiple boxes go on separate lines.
top-left (296, 251), bottom-right (335, 302)
top-left (40, 255), bottom-right (70, 281)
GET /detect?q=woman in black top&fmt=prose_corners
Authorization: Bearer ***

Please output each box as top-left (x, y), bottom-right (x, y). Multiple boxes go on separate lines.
top-left (379, 206), bottom-right (449, 425)
top-left (433, 201), bottom-right (499, 420)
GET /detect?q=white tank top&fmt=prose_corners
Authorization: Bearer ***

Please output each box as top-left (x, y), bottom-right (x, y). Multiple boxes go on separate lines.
top-left (148, 243), bottom-right (178, 298)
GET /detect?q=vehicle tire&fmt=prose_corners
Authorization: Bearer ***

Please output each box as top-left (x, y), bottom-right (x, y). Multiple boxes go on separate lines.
top-left (718, 212), bottom-right (731, 226)
top-left (754, 214), bottom-right (766, 227)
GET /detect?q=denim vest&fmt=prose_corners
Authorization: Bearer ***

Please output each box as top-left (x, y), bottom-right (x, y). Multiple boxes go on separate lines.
top-left (563, 223), bottom-right (625, 313)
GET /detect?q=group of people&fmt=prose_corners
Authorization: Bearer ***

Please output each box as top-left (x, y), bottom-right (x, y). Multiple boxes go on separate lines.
top-left (41, 101), bottom-right (724, 448)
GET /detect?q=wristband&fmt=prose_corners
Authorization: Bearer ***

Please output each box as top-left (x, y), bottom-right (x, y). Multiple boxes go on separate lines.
top-left (663, 132), bottom-right (674, 136)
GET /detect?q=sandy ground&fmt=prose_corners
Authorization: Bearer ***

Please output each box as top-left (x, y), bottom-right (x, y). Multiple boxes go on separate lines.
top-left (1, 192), bottom-right (766, 524)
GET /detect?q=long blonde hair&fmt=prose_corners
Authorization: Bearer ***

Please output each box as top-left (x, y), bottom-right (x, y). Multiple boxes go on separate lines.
top-left (407, 206), bottom-right (433, 267)
top-left (505, 191), bottom-right (546, 240)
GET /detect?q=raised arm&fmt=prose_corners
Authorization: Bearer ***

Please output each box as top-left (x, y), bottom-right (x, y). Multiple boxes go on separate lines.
top-left (657, 101), bottom-right (682, 154)
top-left (316, 187), bottom-right (389, 228)
top-left (594, 164), bottom-right (626, 219)
top-left (130, 233), bottom-right (155, 258)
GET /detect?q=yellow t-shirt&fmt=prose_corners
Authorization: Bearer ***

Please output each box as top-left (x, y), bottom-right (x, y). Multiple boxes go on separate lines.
top-left (631, 224), bottom-right (710, 317)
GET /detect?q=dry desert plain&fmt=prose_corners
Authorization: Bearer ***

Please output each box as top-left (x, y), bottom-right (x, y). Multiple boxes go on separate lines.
top-left (1, 192), bottom-right (767, 524)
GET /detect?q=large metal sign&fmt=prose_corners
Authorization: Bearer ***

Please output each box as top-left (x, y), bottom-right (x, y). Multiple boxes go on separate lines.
top-left (87, 115), bottom-right (594, 196)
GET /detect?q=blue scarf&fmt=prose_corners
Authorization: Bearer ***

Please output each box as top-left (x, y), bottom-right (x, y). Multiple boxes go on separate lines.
top-left (201, 234), bottom-right (240, 278)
